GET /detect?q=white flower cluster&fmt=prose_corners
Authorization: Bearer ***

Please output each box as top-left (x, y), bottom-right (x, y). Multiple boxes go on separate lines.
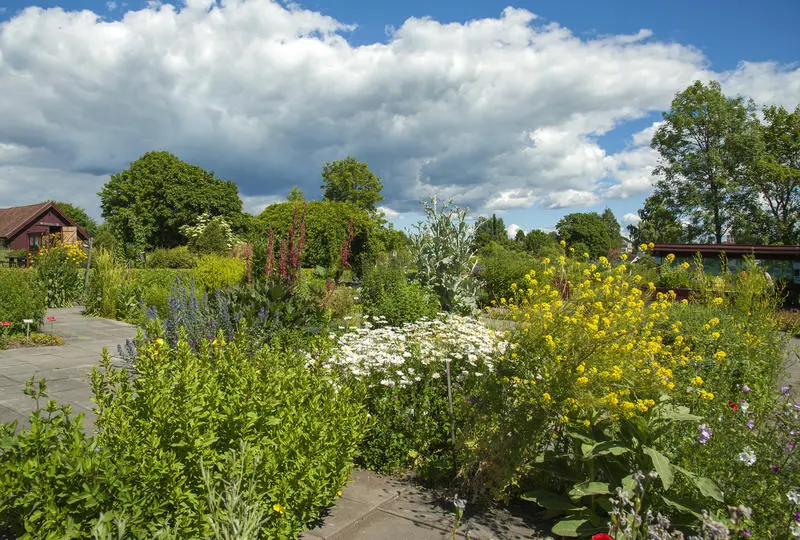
top-left (323, 315), bottom-right (508, 387)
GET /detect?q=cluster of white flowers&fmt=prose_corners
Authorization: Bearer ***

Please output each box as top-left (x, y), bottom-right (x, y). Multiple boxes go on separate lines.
top-left (322, 315), bottom-right (508, 387)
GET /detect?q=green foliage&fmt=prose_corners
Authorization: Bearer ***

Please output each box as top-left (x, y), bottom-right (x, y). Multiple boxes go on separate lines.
top-left (476, 243), bottom-right (536, 305)
top-left (0, 326), bottom-right (367, 538)
top-left (84, 249), bottom-right (126, 320)
top-left (359, 265), bottom-right (439, 326)
top-left (0, 269), bottom-right (46, 332)
top-left (473, 214), bottom-right (508, 250)
top-left (556, 212), bottom-right (613, 258)
top-left (601, 208), bottom-right (623, 250)
top-left (258, 200), bottom-right (373, 271)
top-left (410, 197), bottom-right (478, 313)
top-left (147, 246), bottom-right (198, 269)
top-left (189, 255), bottom-right (246, 294)
top-left (627, 194), bottom-right (686, 246)
top-left (320, 156), bottom-right (383, 212)
top-left (99, 151), bottom-right (243, 251)
top-left (181, 213), bottom-right (238, 255)
top-left (286, 186), bottom-right (305, 203)
top-left (49, 201), bottom-right (99, 237)
top-left (651, 80), bottom-right (757, 243)
top-left (34, 237), bottom-right (87, 308)
top-left (523, 229), bottom-right (559, 255)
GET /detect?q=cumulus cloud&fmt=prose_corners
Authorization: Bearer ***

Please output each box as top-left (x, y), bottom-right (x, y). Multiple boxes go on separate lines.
top-left (506, 223), bottom-right (524, 239)
top-left (378, 205), bottom-right (401, 219)
top-left (0, 0), bottom-right (797, 219)
top-left (623, 212), bottom-right (641, 225)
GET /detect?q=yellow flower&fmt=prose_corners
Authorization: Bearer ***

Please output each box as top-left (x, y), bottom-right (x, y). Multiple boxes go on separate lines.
top-left (273, 503), bottom-right (286, 515)
top-left (559, 240), bottom-right (566, 248)
top-left (559, 415), bottom-right (569, 423)
top-left (576, 376), bottom-right (589, 385)
top-left (542, 392), bottom-right (551, 401)
top-left (583, 419), bottom-right (591, 428)
top-left (698, 389), bottom-right (714, 401)
top-left (712, 297), bottom-right (724, 305)
top-left (640, 243), bottom-right (648, 251)
top-left (155, 338), bottom-right (164, 346)
top-left (665, 253), bottom-right (675, 263)
top-left (691, 376), bottom-right (704, 386)
top-left (648, 242), bottom-right (654, 249)
top-left (542, 257), bottom-right (551, 265)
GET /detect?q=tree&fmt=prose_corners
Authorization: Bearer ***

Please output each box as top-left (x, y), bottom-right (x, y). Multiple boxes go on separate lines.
top-left (600, 209), bottom-right (622, 249)
top-left (321, 157), bottom-right (383, 212)
top-left (626, 194), bottom-right (685, 246)
top-left (514, 229), bottom-right (526, 243)
top-left (286, 186), bottom-right (305, 203)
top-left (524, 229), bottom-right (558, 254)
top-left (474, 214), bottom-right (507, 249)
top-left (651, 80), bottom-right (757, 243)
top-left (744, 105), bottom-right (800, 244)
top-left (556, 212), bottom-right (613, 258)
top-left (99, 151), bottom-right (243, 251)
top-left (50, 201), bottom-right (99, 237)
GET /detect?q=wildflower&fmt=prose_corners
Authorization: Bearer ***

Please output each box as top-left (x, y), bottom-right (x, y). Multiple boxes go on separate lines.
top-left (746, 419), bottom-right (755, 429)
top-left (771, 465), bottom-right (780, 473)
top-left (713, 350), bottom-right (727, 361)
top-left (783, 385), bottom-right (792, 395)
top-left (273, 503), bottom-right (286, 515)
top-left (737, 446), bottom-right (756, 466)
top-left (740, 400), bottom-right (749, 413)
top-left (431, 373), bottom-right (441, 379)
top-left (792, 522), bottom-right (800, 537)
top-left (542, 392), bottom-right (551, 401)
top-left (592, 535), bottom-right (612, 540)
top-left (155, 338), bottom-right (164, 346)
top-left (789, 489), bottom-right (800, 505)
top-left (692, 375), bottom-right (704, 386)
top-left (698, 424), bottom-right (712, 444)
top-left (742, 384), bottom-right (751, 393)
top-left (728, 401), bottom-right (739, 411)
top-left (712, 297), bottom-right (724, 305)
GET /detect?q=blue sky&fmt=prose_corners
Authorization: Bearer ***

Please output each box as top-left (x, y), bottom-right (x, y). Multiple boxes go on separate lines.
top-left (0, 0), bottom-right (798, 234)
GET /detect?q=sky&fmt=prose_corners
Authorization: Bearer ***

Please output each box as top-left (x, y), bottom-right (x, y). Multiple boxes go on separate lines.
top-left (0, 0), bottom-right (799, 236)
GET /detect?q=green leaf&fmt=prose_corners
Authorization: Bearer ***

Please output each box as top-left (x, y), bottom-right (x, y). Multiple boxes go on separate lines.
top-left (692, 476), bottom-right (724, 502)
top-left (521, 490), bottom-right (577, 510)
top-left (582, 440), bottom-right (630, 458)
top-left (568, 481), bottom-right (611, 500)
top-left (263, 416), bottom-right (281, 426)
top-left (643, 446), bottom-right (674, 490)
top-left (659, 493), bottom-right (704, 519)
top-left (551, 518), bottom-right (597, 537)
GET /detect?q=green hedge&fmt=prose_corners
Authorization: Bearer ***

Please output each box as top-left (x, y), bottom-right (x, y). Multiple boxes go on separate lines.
top-left (476, 244), bottom-right (536, 305)
top-left (146, 246), bottom-right (197, 269)
top-left (257, 201), bottom-right (374, 270)
top-left (0, 269), bottom-right (46, 331)
top-left (359, 265), bottom-right (439, 325)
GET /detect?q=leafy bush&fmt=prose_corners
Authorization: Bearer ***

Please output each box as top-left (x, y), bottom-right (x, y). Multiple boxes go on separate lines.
top-left (34, 235), bottom-right (87, 307)
top-left (0, 326), bottom-right (367, 538)
top-left (410, 197), bottom-right (478, 313)
top-left (359, 265), bottom-right (439, 326)
top-left (147, 246), bottom-right (197, 269)
top-left (181, 213), bottom-right (238, 255)
top-left (258, 200), bottom-right (373, 271)
top-left (475, 243), bottom-right (536, 305)
top-left (0, 269), bottom-right (46, 332)
top-left (84, 249), bottom-right (126, 319)
top-left (189, 255), bottom-right (246, 294)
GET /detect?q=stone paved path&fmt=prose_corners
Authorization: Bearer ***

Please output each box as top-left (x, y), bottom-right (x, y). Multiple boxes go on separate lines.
top-left (0, 308), bottom-right (543, 539)
top-left (0, 307), bottom-right (136, 432)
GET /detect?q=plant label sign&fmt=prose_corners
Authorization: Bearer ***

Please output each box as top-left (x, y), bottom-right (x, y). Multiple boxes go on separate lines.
top-left (0, 322), bottom-right (11, 327)
top-left (23, 319), bottom-right (33, 324)
top-left (47, 317), bottom-right (56, 322)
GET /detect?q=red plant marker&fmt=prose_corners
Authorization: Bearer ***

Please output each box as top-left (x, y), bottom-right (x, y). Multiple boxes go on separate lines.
top-left (592, 534), bottom-right (613, 540)
top-left (47, 316), bottom-right (56, 322)
top-left (0, 322), bottom-right (11, 327)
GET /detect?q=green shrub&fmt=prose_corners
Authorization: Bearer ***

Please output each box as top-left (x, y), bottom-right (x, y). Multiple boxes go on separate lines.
top-left (476, 243), bottom-right (536, 305)
top-left (84, 249), bottom-right (125, 319)
top-left (189, 255), bottom-right (246, 294)
top-left (0, 269), bottom-right (46, 332)
top-left (34, 237), bottom-right (87, 307)
top-left (257, 201), bottom-right (373, 270)
top-left (147, 246), bottom-right (197, 269)
top-left (128, 268), bottom-right (185, 321)
top-left (359, 265), bottom-right (439, 326)
top-left (0, 326), bottom-right (367, 538)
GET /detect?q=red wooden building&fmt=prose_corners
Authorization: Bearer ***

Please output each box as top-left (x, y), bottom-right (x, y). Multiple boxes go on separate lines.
top-left (0, 202), bottom-right (90, 251)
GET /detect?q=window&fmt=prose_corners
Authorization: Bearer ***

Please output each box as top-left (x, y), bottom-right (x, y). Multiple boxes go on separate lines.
top-left (28, 234), bottom-right (41, 250)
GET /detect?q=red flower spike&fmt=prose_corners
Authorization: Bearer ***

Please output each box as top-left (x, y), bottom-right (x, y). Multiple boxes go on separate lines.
top-left (592, 534), bottom-right (613, 540)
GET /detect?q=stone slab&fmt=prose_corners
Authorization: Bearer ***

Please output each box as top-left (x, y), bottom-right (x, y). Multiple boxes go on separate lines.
top-left (328, 509), bottom-right (450, 540)
top-left (340, 469), bottom-right (411, 505)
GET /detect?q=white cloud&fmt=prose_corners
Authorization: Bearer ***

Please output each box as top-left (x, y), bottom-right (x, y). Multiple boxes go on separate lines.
top-left (241, 194), bottom-right (282, 215)
top-left (623, 212), bottom-right (641, 225)
top-left (506, 223), bottom-right (524, 238)
top-left (0, 1), bottom-right (797, 219)
top-left (378, 205), bottom-right (401, 219)
top-left (106, 1), bottom-right (118, 11)
top-left (545, 189), bottom-right (599, 209)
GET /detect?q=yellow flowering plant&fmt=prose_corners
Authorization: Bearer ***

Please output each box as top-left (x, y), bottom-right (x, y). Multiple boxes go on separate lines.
top-left (33, 233), bottom-right (88, 307)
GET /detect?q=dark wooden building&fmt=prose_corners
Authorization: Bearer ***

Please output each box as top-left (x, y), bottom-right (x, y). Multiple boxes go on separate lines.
top-left (0, 202), bottom-right (90, 251)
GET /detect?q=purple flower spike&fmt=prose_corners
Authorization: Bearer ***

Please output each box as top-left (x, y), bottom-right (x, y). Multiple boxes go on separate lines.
top-left (771, 464), bottom-right (780, 472)
top-left (698, 424), bottom-right (712, 445)
top-left (746, 419), bottom-right (755, 429)
top-left (742, 384), bottom-right (751, 393)
top-left (782, 385), bottom-right (792, 395)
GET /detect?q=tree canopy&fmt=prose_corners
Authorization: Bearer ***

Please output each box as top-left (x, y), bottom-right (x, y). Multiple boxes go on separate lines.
top-left (650, 80), bottom-right (756, 243)
top-left (474, 214), bottom-right (508, 249)
top-left (99, 151), bottom-right (243, 251)
top-left (50, 201), bottom-right (99, 237)
top-left (627, 194), bottom-right (685, 246)
top-left (556, 212), bottom-right (613, 258)
top-left (321, 157), bottom-right (383, 212)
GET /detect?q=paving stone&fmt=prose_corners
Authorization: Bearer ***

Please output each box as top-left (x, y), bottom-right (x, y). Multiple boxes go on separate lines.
top-left (304, 495), bottom-right (390, 539)
top-left (328, 509), bottom-right (450, 540)
top-left (340, 469), bottom-right (412, 505)
top-left (377, 486), bottom-right (453, 531)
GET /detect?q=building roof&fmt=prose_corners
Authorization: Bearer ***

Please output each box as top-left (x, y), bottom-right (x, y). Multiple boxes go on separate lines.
top-left (651, 243), bottom-right (800, 260)
top-left (0, 202), bottom-right (89, 241)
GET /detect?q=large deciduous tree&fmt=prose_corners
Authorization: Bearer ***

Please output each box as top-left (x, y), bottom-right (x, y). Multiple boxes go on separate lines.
top-left (320, 157), bottom-right (383, 212)
top-left (600, 208), bottom-right (623, 249)
top-left (744, 105), bottom-right (800, 244)
top-left (99, 151), bottom-right (243, 251)
top-left (556, 212), bottom-right (613, 258)
top-left (651, 80), bottom-right (756, 243)
top-left (474, 214), bottom-right (507, 249)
